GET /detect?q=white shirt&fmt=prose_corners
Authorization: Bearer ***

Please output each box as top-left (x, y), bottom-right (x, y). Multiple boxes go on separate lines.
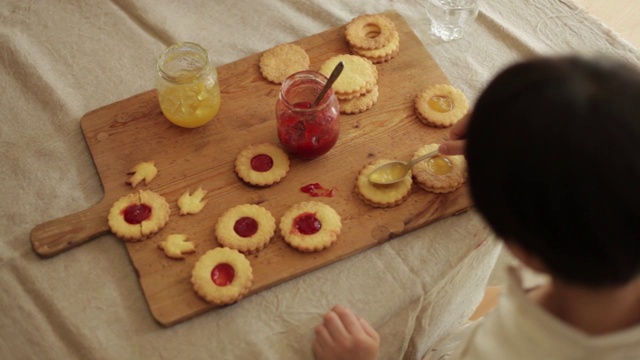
top-left (450, 267), bottom-right (640, 360)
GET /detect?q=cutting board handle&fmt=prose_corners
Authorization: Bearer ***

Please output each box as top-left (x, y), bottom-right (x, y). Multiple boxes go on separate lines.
top-left (31, 200), bottom-right (111, 258)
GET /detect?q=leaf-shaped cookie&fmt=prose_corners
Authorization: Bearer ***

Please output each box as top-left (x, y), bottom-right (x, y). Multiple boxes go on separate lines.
top-left (158, 234), bottom-right (196, 259)
top-left (177, 186), bottom-right (208, 215)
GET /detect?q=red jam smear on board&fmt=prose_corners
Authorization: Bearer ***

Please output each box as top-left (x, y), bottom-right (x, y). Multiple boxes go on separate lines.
top-left (250, 154), bottom-right (274, 172)
top-left (234, 217), bottom-right (259, 238)
top-left (294, 212), bottom-right (322, 235)
top-left (122, 204), bottom-right (152, 225)
top-left (300, 183), bottom-right (334, 197)
top-left (277, 101), bottom-right (339, 159)
top-left (211, 263), bottom-right (235, 286)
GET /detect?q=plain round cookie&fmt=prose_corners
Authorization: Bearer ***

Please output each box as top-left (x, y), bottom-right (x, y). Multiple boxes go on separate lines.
top-left (411, 143), bottom-right (467, 193)
top-left (414, 84), bottom-right (469, 127)
top-left (319, 54), bottom-right (378, 99)
top-left (355, 159), bottom-right (413, 207)
top-left (279, 201), bottom-right (342, 252)
top-left (108, 189), bottom-right (170, 242)
top-left (235, 143), bottom-right (290, 187)
top-left (191, 247), bottom-right (253, 305)
top-left (215, 204), bottom-right (276, 253)
top-left (259, 43), bottom-right (310, 84)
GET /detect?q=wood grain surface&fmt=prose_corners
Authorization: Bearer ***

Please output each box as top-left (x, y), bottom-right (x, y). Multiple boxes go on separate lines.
top-left (31, 11), bottom-right (472, 326)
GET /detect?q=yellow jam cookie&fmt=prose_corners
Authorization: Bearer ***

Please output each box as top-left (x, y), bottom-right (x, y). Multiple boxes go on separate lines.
top-left (345, 14), bottom-right (398, 50)
top-left (235, 143), bottom-right (290, 187)
top-left (259, 43), bottom-right (310, 84)
top-left (215, 204), bottom-right (276, 253)
top-left (339, 85), bottom-right (379, 114)
top-left (411, 144), bottom-right (467, 193)
top-left (279, 201), bottom-right (342, 252)
top-left (127, 161), bottom-right (158, 188)
top-left (319, 54), bottom-right (378, 100)
top-left (414, 84), bottom-right (469, 127)
top-left (191, 247), bottom-right (253, 305)
top-left (355, 159), bottom-right (413, 207)
top-left (158, 234), bottom-right (196, 259)
top-left (108, 189), bottom-right (170, 242)
top-left (177, 186), bottom-right (208, 215)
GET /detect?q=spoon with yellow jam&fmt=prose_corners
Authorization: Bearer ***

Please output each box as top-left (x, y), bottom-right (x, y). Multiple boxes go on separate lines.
top-left (368, 149), bottom-right (440, 185)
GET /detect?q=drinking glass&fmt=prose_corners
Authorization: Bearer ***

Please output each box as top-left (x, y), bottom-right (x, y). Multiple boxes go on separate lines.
top-left (426, 0), bottom-right (479, 41)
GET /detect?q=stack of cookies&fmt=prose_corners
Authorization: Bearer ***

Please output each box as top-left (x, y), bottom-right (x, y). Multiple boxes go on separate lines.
top-left (345, 14), bottom-right (400, 64)
top-left (319, 54), bottom-right (379, 114)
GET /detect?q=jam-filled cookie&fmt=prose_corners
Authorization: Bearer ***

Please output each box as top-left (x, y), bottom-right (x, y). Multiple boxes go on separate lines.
top-left (279, 201), bottom-right (342, 252)
top-left (215, 204), bottom-right (276, 253)
top-left (235, 143), bottom-right (290, 187)
top-left (191, 247), bottom-right (253, 305)
top-left (415, 84), bottom-right (469, 127)
top-left (411, 144), bottom-right (467, 193)
top-left (108, 190), bottom-right (170, 242)
top-left (356, 159), bottom-right (412, 207)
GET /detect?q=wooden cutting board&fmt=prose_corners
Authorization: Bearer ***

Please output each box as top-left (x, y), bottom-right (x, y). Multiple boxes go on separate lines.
top-left (31, 11), bottom-right (471, 326)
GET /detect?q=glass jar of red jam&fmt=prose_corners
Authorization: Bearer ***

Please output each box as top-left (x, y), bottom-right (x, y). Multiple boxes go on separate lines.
top-left (276, 71), bottom-right (340, 159)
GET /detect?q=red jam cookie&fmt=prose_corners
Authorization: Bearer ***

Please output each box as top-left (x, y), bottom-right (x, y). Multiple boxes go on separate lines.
top-left (279, 201), bottom-right (342, 252)
top-left (108, 189), bottom-right (170, 242)
top-left (235, 143), bottom-right (290, 187)
top-left (191, 247), bottom-right (253, 305)
top-left (215, 204), bottom-right (276, 253)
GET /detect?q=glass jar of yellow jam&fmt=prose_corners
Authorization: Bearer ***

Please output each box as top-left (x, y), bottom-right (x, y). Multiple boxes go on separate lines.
top-left (156, 42), bottom-right (221, 128)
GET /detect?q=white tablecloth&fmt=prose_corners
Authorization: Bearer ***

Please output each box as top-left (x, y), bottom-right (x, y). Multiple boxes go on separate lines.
top-left (1, 1), bottom-right (637, 359)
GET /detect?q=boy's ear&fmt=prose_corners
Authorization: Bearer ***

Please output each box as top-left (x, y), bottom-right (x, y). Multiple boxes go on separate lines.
top-left (504, 241), bottom-right (549, 273)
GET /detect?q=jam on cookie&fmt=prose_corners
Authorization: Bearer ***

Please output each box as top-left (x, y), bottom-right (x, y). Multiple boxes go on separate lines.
top-left (215, 204), bottom-right (276, 253)
top-left (235, 143), bottom-right (290, 187)
top-left (411, 143), bottom-right (467, 193)
top-left (279, 201), bottom-right (342, 252)
top-left (191, 247), bottom-right (253, 305)
top-left (356, 159), bottom-right (412, 207)
top-left (108, 189), bottom-right (170, 242)
top-left (415, 84), bottom-right (469, 128)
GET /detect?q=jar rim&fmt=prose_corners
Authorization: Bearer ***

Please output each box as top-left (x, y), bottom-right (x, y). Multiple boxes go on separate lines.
top-left (157, 42), bottom-right (210, 83)
top-left (279, 70), bottom-right (334, 112)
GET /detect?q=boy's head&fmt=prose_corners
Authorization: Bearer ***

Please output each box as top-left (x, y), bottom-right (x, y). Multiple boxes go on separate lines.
top-left (466, 56), bottom-right (640, 287)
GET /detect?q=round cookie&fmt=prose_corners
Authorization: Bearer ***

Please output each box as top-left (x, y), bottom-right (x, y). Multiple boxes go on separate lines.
top-left (279, 201), bottom-right (342, 252)
top-left (415, 84), bottom-right (469, 127)
top-left (215, 204), bottom-right (276, 253)
top-left (319, 54), bottom-right (378, 100)
top-left (345, 14), bottom-right (397, 50)
top-left (191, 247), bottom-right (253, 305)
top-left (259, 43), bottom-right (310, 84)
top-left (108, 189), bottom-right (170, 242)
top-left (355, 159), bottom-right (413, 207)
top-left (411, 144), bottom-right (467, 193)
top-left (235, 143), bottom-right (290, 187)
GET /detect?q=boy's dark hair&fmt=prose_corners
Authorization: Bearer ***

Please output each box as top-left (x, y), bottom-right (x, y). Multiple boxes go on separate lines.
top-left (466, 56), bottom-right (640, 287)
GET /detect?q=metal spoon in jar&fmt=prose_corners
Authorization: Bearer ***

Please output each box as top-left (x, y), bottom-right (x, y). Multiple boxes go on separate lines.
top-left (312, 61), bottom-right (344, 107)
top-left (368, 149), bottom-right (440, 185)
